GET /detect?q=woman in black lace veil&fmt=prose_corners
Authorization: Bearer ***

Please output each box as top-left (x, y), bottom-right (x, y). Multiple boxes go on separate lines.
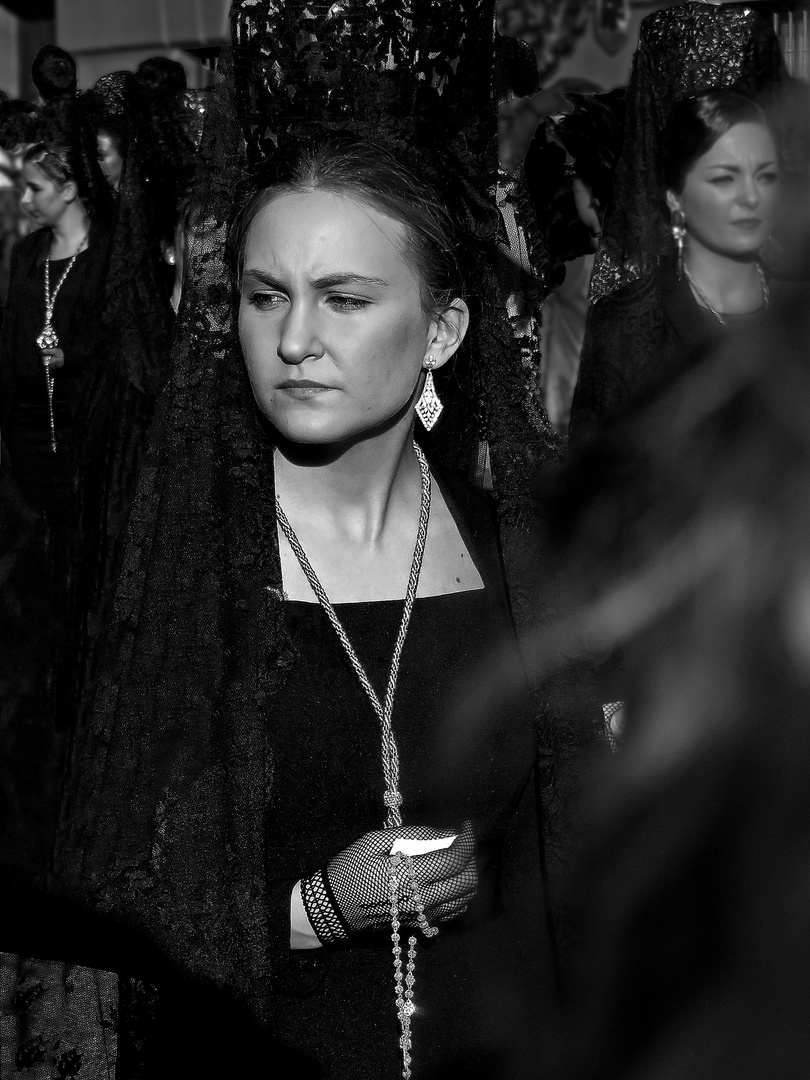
top-left (0, 72), bottom-right (199, 1080)
top-left (72, 61), bottom-right (197, 704)
top-left (43, 2), bottom-right (603, 1077)
top-left (568, 1), bottom-right (789, 446)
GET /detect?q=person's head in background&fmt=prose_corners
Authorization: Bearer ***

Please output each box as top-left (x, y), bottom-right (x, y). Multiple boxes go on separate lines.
top-left (162, 190), bottom-right (198, 314)
top-left (31, 44), bottom-right (78, 106)
top-left (96, 115), bottom-right (126, 192)
top-left (662, 90), bottom-right (780, 272)
top-left (20, 140), bottom-right (87, 232)
top-left (135, 56), bottom-right (188, 94)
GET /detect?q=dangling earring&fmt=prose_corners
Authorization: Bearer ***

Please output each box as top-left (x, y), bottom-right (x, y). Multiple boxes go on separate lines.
top-left (415, 356), bottom-right (443, 431)
top-left (671, 207), bottom-right (686, 280)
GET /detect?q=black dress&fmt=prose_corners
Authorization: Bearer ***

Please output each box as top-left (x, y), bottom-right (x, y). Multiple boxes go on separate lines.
top-left (271, 588), bottom-right (535, 1078)
top-left (0, 229), bottom-right (108, 526)
top-left (0, 228), bottom-right (109, 878)
top-left (568, 259), bottom-right (800, 446)
top-left (2, 476), bottom-right (549, 1080)
top-left (107, 479), bottom-right (545, 1080)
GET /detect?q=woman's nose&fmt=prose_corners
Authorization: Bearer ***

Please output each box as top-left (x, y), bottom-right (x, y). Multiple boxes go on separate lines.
top-left (277, 301), bottom-right (322, 366)
top-left (738, 175), bottom-right (760, 208)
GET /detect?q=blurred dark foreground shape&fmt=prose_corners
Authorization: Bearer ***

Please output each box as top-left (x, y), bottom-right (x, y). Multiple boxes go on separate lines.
top-left (456, 294), bottom-right (810, 1079)
top-left (558, 295), bottom-right (810, 1080)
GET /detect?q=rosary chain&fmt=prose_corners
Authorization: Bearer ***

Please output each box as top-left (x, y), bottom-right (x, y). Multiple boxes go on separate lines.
top-left (275, 441), bottom-right (433, 1079)
top-left (275, 442), bottom-right (431, 829)
top-left (40, 241), bottom-right (86, 453)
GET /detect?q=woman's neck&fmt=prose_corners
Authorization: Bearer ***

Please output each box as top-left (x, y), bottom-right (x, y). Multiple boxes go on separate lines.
top-left (50, 203), bottom-right (90, 257)
top-left (274, 419), bottom-right (422, 547)
top-left (683, 244), bottom-right (764, 315)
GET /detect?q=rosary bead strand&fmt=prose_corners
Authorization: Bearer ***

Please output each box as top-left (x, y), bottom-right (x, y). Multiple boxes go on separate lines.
top-left (37, 242), bottom-right (86, 453)
top-left (276, 442), bottom-right (436, 1078)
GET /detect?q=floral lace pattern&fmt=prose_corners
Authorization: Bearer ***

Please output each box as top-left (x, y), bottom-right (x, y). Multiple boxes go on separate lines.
top-left (0, 955), bottom-right (117, 1079)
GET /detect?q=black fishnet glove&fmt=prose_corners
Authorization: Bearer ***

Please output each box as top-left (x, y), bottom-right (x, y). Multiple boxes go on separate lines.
top-left (300, 822), bottom-right (477, 944)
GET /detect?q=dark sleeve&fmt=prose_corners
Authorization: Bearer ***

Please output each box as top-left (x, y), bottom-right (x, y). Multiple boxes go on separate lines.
top-left (61, 231), bottom-right (113, 379)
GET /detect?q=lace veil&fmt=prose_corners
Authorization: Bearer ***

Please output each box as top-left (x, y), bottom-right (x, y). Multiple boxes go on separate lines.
top-left (590, 2), bottom-right (787, 303)
top-left (53, 0), bottom-right (559, 1024)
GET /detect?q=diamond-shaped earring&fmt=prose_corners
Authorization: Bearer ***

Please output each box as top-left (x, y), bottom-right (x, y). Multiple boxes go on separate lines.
top-left (415, 357), bottom-right (443, 431)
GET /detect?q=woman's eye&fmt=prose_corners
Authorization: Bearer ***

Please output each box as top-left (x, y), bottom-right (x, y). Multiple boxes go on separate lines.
top-left (710, 176), bottom-right (733, 185)
top-left (247, 291), bottom-right (285, 310)
top-left (759, 171), bottom-right (779, 184)
top-left (326, 295), bottom-right (370, 311)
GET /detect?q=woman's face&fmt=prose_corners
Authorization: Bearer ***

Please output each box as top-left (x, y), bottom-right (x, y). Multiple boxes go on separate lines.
top-left (238, 188), bottom-right (446, 445)
top-left (20, 161), bottom-right (72, 226)
top-left (97, 132), bottom-right (123, 190)
top-left (669, 122), bottom-right (780, 260)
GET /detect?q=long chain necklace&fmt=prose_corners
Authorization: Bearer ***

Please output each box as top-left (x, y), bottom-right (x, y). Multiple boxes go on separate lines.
top-left (275, 442), bottom-right (433, 1079)
top-left (683, 262), bottom-right (769, 327)
top-left (36, 240), bottom-right (86, 453)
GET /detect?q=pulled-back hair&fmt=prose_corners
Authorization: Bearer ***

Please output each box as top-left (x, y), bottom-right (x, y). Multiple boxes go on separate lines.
top-left (31, 44), bottom-right (78, 102)
top-left (23, 140), bottom-right (77, 188)
top-left (661, 89), bottom-right (773, 194)
top-left (229, 135), bottom-right (466, 315)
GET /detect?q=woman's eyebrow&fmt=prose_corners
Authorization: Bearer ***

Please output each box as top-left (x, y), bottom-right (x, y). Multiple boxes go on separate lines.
top-left (310, 272), bottom-right (390, 289)
top-left (242, 267), bottom-right (284, 287)
top-left (241, 269), bottom-right (390, 290)
top-left (706, 160), bottom-right (778, 171)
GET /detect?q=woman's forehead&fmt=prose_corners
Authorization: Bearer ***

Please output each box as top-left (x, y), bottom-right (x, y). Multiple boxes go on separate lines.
top-left (245, 188), bottom-right (414, 278)
top-left (698, 123), bottom-right (777, 166)
top-left (22, 161), bottom-right (48, 182)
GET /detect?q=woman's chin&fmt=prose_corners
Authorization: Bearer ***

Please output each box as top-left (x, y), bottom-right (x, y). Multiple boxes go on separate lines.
top-left (717, 233), bottom-right (770, 260)
top-left (267, 414), bottom-right (363, 447)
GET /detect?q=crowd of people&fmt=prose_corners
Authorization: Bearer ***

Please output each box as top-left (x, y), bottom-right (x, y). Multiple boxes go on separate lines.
top-left (0, 2), bottom-right (807, 1078)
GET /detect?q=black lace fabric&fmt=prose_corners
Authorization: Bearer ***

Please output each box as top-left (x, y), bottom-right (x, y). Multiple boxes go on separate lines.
top-left (589, 1), bottom-right (787, 303)
top-left (71, 70), bottom-right (195, 692)
top-left (51, 1), bottom-right (569, 1053)
top-left (0, 954), bottom-right (117, 1078)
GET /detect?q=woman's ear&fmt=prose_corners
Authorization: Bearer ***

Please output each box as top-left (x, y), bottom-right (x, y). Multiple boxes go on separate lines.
top-left (665, 189), bottom-right (681, 216)
top-left (426, 299), bottom-right (470, 371)
top-left (62, 179), bottom-right (79, 204)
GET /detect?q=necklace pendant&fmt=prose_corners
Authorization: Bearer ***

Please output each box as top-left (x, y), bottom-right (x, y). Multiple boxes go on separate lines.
top-left (37, 323), bottom-right (60, 351)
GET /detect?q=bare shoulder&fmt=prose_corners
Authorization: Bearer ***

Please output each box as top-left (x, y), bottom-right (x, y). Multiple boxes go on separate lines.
top-left (418, 479), bottom-right (484, 598)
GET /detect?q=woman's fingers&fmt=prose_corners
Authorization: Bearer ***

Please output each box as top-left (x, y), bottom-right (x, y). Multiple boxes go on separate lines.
top-left (407, 821), bottom-right (476, 886)
top-left (405, 874), bottom-right (477, 926)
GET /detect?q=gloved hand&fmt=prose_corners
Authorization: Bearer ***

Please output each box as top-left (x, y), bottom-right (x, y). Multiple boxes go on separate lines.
top-left (300, 821), bottom-right (477, 944)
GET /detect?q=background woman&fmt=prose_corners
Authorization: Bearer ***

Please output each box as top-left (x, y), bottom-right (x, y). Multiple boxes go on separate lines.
top-left (0, 141), bottom-right (111, 735)
top-left (570, 90), bottom-right (791, 444)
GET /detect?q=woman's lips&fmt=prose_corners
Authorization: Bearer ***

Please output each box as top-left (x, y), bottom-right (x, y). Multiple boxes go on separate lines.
top-left (731, 219), bottom-right (763, 230)
top-left (277, 382), bottom-right (335, 397)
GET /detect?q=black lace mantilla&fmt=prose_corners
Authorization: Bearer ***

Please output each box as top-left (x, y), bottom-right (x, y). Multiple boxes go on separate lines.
top-left (590, 2), bottom-right (787, 302)
top-left (52, 0), bottom-right (562, 1034)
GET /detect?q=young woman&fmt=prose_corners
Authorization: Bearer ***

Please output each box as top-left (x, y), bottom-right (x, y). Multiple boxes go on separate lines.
top-left (50, 136), bottom-right (548, 1080)
top-left (0, 142), bottom-right (110, 730)
top-left (570, 90), bottom-right (790, 444)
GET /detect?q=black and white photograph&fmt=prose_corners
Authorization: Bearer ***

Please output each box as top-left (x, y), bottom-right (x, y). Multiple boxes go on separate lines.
top-left (1, 1), bottom-right (808, 1076)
